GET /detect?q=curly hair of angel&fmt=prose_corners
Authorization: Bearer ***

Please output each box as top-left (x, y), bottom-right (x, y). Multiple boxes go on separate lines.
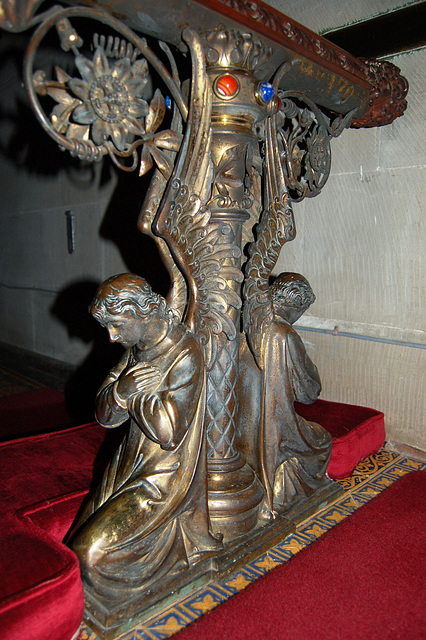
top-left (271, 272), bottom-right (315, 310)
top-left (89, 273), bottom-right (170, 321)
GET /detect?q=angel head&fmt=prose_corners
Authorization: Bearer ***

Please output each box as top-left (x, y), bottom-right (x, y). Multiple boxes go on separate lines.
top-left (90, 273), bottom-right (172, 349)
top-left (271, 272), bottom-right (315, 325)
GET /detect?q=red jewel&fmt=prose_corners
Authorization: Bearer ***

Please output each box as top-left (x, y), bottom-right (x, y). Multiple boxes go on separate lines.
top-left (216, 74), bottom-right (239, 97)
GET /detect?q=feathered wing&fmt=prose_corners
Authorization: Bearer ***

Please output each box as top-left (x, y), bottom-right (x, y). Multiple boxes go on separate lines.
top-left (137, 45), bottom-right (187, 320)
top-left (154, 28), bottom-right (243, 368)
top-left (138, 169), bottom-right (188, 320)
top-left (243, 112), bottom-right (296, 367)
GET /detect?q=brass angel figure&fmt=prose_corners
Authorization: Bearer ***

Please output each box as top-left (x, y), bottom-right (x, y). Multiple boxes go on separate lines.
top-left (72, 274), bottom-right (222, 600)
top-left (70, 28), bottom-right (243, 603)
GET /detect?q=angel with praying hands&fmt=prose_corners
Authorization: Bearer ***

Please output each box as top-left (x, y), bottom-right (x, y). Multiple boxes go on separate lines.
top-left (71, 273), bottom-right (222, 600)
top-left (70, 28), bottom-right (238, 602)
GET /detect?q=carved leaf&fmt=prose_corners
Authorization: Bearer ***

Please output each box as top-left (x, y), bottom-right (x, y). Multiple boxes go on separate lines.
top-left (145, 89), bottom-right (166, 134)
top-left (212, 144), bottom-right (244, 198)
top-left (154, 29), bottom-right (242, 368)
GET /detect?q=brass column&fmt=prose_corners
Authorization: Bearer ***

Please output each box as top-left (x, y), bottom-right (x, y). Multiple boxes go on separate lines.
top-left (204, 34), bottom-right (273, 539)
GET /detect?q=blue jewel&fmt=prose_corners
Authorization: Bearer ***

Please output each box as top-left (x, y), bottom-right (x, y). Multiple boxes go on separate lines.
top-left (259, 82), bottom-right (274, 103)
top-left (165, 96), bottom-right (172, 110)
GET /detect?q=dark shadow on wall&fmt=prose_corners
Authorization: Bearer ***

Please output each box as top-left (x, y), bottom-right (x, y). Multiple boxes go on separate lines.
top-left (0, 29), bottom-right (172, 298)
top-left (2, 29), bottom-right (173, 417)
top-left (49, 162), bottom-right (172, 420)
top-left (99, 165), bottom-right (171, 298)
top-left (51, 280), bottom-right (123, 424)
top-left (0, 32), bottom-right (99, 184)
top-left (0, 98), bottom-right (92, 178)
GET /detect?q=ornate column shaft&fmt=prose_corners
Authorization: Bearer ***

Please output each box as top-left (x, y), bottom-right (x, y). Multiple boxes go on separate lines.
top-left (202, 30), bottom-right (275, 537)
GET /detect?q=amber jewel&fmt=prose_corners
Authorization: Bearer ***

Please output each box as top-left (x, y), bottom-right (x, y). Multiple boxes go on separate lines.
top-left (215, 74), bottom-right (239, 98)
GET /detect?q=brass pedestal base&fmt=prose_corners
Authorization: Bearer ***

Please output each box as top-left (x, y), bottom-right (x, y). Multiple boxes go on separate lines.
top-left (83, 479), bottom-right (342, 640)
top-left (207, 453), bottom-right (265, 542)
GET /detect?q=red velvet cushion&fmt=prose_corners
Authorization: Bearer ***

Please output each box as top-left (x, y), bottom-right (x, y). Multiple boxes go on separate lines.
top-left (0, 422), bottom-right (121, 514)
top-left (0, 423), bottom-right (112, 640)
top-left (295, 399), bottom-right (386, 478)
top-left (0, 388), bottom-right (74, 440)
top-left (0, 516), bottom-right (84, 640)
top-left (21, 492), bottom-right (89, 544)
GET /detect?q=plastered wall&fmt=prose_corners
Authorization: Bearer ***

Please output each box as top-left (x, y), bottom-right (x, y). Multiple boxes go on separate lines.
top-left (265, 0), bottom-right (421, 34)
top-left (275, 48), bottom-right (425, 450)
top-left (0, 33), bottom-right (129, 363)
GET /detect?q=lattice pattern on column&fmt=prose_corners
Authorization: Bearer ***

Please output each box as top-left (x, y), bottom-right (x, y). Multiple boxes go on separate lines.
top-left (206, 334), bottom-right (238, 459)
top-left (203, 218), bottom-right (241, 460)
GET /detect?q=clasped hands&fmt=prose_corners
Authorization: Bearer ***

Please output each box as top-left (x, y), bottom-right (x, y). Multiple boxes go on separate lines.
top-left (114, 364), bottom-right (161, 406)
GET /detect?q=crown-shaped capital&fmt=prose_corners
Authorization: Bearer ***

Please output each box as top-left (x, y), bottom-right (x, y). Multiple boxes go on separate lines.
top-left (204, 26), bottom-right (272, 73)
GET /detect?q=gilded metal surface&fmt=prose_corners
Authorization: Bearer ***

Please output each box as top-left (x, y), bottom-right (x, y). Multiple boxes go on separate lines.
top-left (1, 0), bottom-right (411, 120)
top-left (238, 273), bottom-right (332, 519)
top-left (79, 451), bottom-right (423, 639)
top-left (0, 3), bottom-right (409, 635)
top-left (275, 91), bottom-right (356, 201)
top-left (72, 274), bottom-right (222, 601)
top-left (24, 6), bottom-right (186, 164)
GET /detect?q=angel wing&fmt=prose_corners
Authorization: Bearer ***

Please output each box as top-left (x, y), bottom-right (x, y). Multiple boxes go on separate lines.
top-left (153, 28), bottom-right (243, 369)
top-left (242, 112), bottom-right (296, 367)
top-left (137, 41), bottom-right (188, 320)
top-left (137, 169), bottom-right (188, 320)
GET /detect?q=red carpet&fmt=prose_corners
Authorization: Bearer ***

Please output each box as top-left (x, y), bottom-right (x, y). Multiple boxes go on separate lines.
top-left (177, 471), bottom-right (426, 640)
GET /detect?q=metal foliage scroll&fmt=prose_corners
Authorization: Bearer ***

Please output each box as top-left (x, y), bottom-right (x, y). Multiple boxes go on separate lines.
top-left (24, 6), bottom-right (187, 170)
top-left (242, 83), bottom-right (355, 364)
top-left (275, 91), bottom-right (356, 202)
top-left (153, 28), bottom-right (244, 368)
top-left (23, 6), bottom-right (244, 369)
top-left (21, 4), bottom-right (359, 371)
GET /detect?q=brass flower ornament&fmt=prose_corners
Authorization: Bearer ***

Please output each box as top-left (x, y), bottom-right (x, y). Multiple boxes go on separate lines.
top-left (47, 46), bottom-right (150, 151)
top-left (30, 14), bottom-right (186, 171)
top-left (138, 89), bottom-right (182, 180)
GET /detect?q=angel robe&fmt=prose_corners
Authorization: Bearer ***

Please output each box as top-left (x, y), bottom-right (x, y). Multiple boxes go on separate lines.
top-left (237, 314), bottom-right (332, 514)
top-left (72, 320), bottom-right (220, 601)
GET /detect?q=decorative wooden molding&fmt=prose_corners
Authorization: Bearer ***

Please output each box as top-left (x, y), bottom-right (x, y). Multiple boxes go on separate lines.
top-left (351, 59), bottom-right (409, 128)
top-left (195, 1), bottom-right (409, 129)
top-left (0, 0), bottom-right (410, 127)
top-left (196, 0), bottom-right (370, 85)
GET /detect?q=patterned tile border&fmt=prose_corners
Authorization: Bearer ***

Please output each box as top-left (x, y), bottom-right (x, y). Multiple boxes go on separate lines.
top-left (79, 450), bottom-right (426, 640)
